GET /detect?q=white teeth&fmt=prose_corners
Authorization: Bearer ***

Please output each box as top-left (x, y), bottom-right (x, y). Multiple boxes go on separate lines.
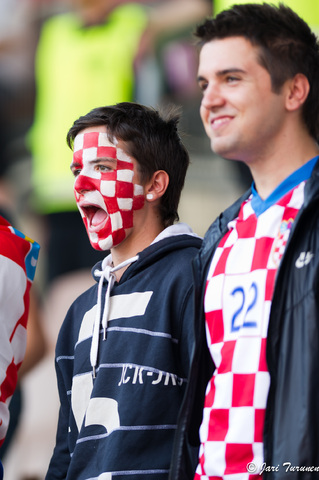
top-left (213, 117), bottom-right (227, 126)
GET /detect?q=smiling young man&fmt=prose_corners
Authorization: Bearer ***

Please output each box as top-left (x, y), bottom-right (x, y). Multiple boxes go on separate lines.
top-left (45, 102), bottom-right (202, 480)
top-left (170, 4), bottom-right (319, 480)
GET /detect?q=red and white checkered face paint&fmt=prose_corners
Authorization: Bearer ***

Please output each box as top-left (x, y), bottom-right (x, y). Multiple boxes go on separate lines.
top-left (72, 130), bottom-right (145, 251)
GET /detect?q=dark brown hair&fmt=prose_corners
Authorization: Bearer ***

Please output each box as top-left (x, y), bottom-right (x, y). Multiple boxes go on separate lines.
top-left (67, 102), bottom-right (190, 227)
top-left (195, 3), bottom-right (319, 140)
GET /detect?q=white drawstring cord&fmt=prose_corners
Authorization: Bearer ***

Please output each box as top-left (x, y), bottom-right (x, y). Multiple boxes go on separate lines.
top-left (101, 271), bottom-right (115, 340)
top-left (90, 255), bottom-right (139, 378)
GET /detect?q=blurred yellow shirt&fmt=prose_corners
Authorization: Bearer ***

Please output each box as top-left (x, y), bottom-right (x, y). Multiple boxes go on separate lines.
top-left (29, 4), bottom-right (147, 214)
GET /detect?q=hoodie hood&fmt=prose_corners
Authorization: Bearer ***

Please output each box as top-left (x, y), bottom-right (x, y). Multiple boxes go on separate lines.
top-left (92, 222), bottom-right (201, 283)
top-left (90, 223), bottom-right (201, 376)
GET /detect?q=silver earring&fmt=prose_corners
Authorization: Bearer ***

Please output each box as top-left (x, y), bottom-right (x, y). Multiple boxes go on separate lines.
top-left (146, 193), bottom-right (154, 200)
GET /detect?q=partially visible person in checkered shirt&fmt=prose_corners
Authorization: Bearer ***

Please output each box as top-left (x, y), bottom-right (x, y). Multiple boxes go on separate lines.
top-left (170, 3), bottom-right (319, 480)
top-left (0, 217), bottom-right (40, 479)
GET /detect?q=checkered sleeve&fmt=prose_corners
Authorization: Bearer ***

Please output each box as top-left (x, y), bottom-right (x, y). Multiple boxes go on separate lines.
top-left (0, 218), bottom-right (39, 446)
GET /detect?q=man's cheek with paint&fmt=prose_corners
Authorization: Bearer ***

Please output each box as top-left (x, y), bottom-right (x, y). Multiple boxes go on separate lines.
top-left (74, 174), bottom-right (137, 252)
top-left (91, 184), bottom-right (145, 251)
top-left (73, 132), bottom-right (145, 251)
top-left (74, 174), bottom-right (111, 250)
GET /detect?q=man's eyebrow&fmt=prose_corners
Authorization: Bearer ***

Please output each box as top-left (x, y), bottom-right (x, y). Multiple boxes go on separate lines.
top-left (217, 68), bottom-right (246, 76)
top-left (90, 157), bottom-right (117, 164)
top-left (70, 157), bottom-right (117, 170)
top-left (70, 161), bottom-right (81, 169)
top-left (197, 68), bottom-right (246, 82)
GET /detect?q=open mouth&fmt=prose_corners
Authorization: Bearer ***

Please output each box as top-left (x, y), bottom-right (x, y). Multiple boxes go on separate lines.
top-left (81, 205), bottom-right (109, 231)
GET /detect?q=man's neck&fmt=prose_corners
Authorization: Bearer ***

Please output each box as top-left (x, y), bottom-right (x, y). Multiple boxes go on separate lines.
top-left (110, 224), bottom-right (164, 281)
top-left (247, 134), bottom-right (319, 200)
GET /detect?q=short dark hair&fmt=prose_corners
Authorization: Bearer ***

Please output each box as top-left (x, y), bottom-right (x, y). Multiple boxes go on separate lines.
top-left (67, 102), bottom-right (189, 227)
top-left (195, 2), bottom-right (319, 140)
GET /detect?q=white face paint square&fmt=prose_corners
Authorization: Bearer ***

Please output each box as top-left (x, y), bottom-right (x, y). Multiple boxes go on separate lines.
top-left (134, 184), bottom-right (144, 196)
top-left (110, 211), bottom-right (123, 232)
top-left (117, 148), bottom-right (133, 163)
top-left (117, 198), bottom-right (133, 210)
top-left (99, 234), bottom-right (113, 251)
top-left (73, 133), bottom-right (84, 151)
top-left (117, 169), bottom-right (134, 183)
top-left (98, 133), bottom-right (111, 147)
top-left (83, 147), bottom-right (98, 163)
top-left (100, 180), bottom-right (116, 197)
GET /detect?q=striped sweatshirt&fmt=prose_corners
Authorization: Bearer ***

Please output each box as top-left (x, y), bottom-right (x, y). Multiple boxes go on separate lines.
top-left (46, 224), bottom-right (202, 480)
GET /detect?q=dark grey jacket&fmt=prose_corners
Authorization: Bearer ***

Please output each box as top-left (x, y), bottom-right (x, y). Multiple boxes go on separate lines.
top-left (170, 159), bottom-right (319, 479)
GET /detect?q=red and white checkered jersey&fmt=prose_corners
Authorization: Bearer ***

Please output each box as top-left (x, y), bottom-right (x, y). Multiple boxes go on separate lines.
top-left (0, 216), bottom-right (39, 446)
top-left (195, 181), bottom-right (305, 480)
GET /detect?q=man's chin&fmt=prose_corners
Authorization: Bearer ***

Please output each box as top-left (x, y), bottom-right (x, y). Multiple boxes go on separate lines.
top-left (90, 241), bottom-right (105, 252)
top-left (87, 230), bottom-right (113, 252)
top-left (211, 141), bottom-right (238, 161)
top-left (211, 139), bottom-right (228, 157)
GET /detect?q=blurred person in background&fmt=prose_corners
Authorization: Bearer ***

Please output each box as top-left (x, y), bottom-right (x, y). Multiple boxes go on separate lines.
top-left (0, 1), bottom-right (47, 468)
top-left (0, 217), bottom-right (40, 479)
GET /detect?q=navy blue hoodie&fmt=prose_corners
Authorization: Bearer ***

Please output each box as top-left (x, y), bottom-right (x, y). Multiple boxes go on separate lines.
top-left (46, 224), bottom-right (202, 480)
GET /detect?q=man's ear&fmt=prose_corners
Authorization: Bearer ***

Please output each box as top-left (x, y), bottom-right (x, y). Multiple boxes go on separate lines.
top-left (285, 73), bottom-right (310, 111)
top-left (145, 170), bottom-right (169, 202)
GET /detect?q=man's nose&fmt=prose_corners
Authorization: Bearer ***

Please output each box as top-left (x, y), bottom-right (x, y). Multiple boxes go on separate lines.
top-left (201, 82), bottom-right (225, 110)
top-left (74, 173), bottom-right (96, 194)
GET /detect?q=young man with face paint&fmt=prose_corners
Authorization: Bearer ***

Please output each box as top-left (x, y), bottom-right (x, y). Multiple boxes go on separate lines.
top-left (169, 4), bottom-right (319, 480)
top-left (71, 126), bottom-right (146, 255)
top-left (45, 102), bottom-right (202, 480)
